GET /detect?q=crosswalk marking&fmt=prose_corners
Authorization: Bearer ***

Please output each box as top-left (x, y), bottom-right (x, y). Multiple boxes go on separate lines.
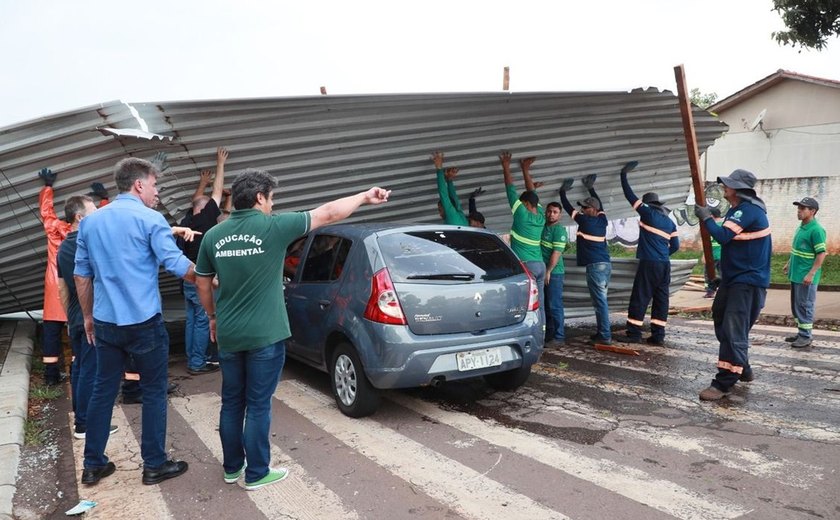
top-left (68, 408), bottom-right (172, 518)
top-left (386, 393), bottom-right (750, 520)
top-left (170, 393), bottom-right (357, 520)
top-left (277, 380), bottom-right (570, 520)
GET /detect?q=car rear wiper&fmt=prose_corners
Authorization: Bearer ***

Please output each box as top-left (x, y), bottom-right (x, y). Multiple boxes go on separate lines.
top-left (406, 273), bottom-right (476, 280)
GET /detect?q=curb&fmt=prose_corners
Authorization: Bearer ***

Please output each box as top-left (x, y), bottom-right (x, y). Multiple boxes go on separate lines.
top-left (0, 320), bottom-right (35, 519)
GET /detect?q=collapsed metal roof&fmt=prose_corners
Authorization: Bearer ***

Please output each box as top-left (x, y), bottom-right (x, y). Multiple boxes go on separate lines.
top-left (0, 90), bottom-right (727, 315)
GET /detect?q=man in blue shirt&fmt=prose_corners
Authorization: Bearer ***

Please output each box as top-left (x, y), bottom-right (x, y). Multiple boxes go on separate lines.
top-left (620, 162), bottom-right (679, 345)
top-left (694, 169), bottom-right (771, 401)
top-left (559, 175), bottom-right (612, 344)
top-left (75, 157), bottom-right (196, 486)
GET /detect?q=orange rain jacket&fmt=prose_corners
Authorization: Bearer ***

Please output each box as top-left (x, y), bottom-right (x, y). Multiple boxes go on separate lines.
top-left (39, 186), bottom-right (71, 322)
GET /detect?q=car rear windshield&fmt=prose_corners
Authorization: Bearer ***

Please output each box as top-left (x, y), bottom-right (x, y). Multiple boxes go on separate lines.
top-left (377, 230), bottom-right (525, 283)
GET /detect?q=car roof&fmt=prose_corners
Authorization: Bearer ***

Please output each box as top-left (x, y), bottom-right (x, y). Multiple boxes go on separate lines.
top-left (312, 223), bottom-right (498, 239)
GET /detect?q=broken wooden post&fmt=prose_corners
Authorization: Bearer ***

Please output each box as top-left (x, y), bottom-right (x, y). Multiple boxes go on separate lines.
top-left (503, 67), bottom-right (510, 91)
top-left (674, 64), bottom-right (716, 284)
top-left (320, 86), bottom-right (328, 95)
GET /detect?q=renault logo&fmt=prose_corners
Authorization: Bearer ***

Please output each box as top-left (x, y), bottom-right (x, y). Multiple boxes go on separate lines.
top-left (474, 292), bottom-right (482, 304)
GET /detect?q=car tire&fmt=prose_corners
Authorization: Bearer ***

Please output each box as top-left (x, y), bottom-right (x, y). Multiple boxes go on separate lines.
top-left (484, 364), bottom-right (532, 391)
top-left (330, 342), bottom-right (381, 418)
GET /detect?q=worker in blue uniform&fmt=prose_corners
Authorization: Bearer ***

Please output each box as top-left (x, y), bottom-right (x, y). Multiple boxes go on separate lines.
top-left (559, 175), bottom-right (612, 345)
top-left (619, 162), bottom-right (679, 345)
top-left (694, 169), bottom-right (771, 401)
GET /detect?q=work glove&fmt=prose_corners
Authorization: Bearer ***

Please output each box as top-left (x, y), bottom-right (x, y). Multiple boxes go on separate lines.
top-left (558, 178), bottom-right (574, 192)
top-left (694, 204), bottom-right (713, 221)
top-left (38, 168), bottom-right (57, 186)
top-left (150, 151), bottom-right (169, 173)
top-left (620, 160), bottom-right (639, 175)
top-left (470, 187), bottom-right (484, 198)
top-left (89, 182), bottom-right (109, 199)
top-left (582, 174), bottom-right (597, 189)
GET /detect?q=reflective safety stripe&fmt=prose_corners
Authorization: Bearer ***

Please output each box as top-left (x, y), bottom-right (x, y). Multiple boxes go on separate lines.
top-left (511, 230), bottom-right (541, 247)
top-left (639, 222), bottom-right (672, 240)
top-left (717, 361), bottom-right (743, 374)
top-left (626, 317), bottom-right (644, 326)
top-left (650, 318), bottom-right (667, 327)
top-left (511, 200), bottom-right (523, 215)
top-left (814, 242), bottom-right (826, 252)
top-left (124, 372), bottom-right (141, 381)
top-left (632, 200), bottom-right (642, 210)
top-left (670, 231), bottom-right (679, 238)
top-left (42, 356), bottom-right (59, 363)
top-left (71, 356), bottom-right (76, 363)
top-left (577, 231), bottom-right (606, 242)
top-left (542, 240), bottom-right (567, 249)
top-left (723, 220), bottom-right (743, 233)
top-left (732, 227), bottom-right (771, 241)
top-left (790, 248), bottom-right (816, 259)
top-left (798, 323), bottom-right (813, 330)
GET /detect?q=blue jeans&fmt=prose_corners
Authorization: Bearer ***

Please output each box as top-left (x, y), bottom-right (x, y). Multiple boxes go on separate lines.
top-left (183, 281), bottom-right (210, 370)
top-left (586, 262), bottom-right (612, 340)
top-left (84, 314), bottom-right (170, 470)
top-left (69, 325), bottom-right (96, 429)
top-left (790, 282), bottom-right (817, 339)
top-left (524, 260), bottom-right (547, 335)
top-left (219, 341), bottom-right (286, 483)
top-left (545, 274), bottom-right (565, 341)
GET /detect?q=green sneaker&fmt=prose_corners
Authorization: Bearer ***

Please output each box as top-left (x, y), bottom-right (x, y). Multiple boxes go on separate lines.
top-left (244, 467), bottom-right (289, 490)
top-left (223, 463), bottom-right (246, 484)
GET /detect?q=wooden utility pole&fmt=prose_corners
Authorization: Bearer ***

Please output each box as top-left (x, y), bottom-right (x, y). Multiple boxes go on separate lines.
top-left (320, 86), bottom-right (328, 95)
top-left (674, 64), bottom-right (716, 283)
top-left (503, 67), bottom-right (510, 91)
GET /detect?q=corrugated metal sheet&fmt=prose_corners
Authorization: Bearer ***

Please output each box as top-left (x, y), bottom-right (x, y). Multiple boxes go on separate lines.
top-left (0, 89), bottom-right (725, 316)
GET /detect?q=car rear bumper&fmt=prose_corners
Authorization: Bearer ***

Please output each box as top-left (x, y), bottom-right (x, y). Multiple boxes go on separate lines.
top-left (362, 312), bottom-right (543, 389)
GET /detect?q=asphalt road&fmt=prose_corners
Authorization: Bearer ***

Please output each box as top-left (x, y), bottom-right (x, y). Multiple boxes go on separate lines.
top-left (16, 317), bottom-right (840, 520)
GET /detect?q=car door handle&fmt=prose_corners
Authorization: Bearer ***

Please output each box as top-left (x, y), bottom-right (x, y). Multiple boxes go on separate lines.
top-left (318, 300), bottom-right (332, 309)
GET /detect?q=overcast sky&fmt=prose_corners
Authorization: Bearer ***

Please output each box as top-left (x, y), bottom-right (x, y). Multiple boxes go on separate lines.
top-left (2, 0), bottom-right (838, 127)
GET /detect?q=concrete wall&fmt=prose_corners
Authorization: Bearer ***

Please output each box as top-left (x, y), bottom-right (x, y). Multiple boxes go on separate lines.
top-left (672, 176), bottom-right (839, 254)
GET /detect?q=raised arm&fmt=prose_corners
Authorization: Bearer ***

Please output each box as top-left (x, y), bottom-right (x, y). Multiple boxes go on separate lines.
top-left (620, 171), bottom-right (638, 206)
top-left (444, 168), bottom-right (464, 212)
top-left (192, 170), bottom-right (212, 201)
top-left (519, 157), bottom-right (538, 193)
top-left (468, 186), bottom-right (483, 215)
top-left (210, 147), bottom-right (228, 205)
top-left (500, 151), bottom-right (519, 207)
top-left (309, 187), bottom-right (391, 230)
top-left (558, 180), bottom-right (575, 216)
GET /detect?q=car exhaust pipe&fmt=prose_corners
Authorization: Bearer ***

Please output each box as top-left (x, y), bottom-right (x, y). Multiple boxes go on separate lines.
top-left (429, 376), bottom-right (445, 388)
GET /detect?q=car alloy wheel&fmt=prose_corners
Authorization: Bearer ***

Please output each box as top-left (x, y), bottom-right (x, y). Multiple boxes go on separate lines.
top-left (334, 353), bottom-right (358, 407)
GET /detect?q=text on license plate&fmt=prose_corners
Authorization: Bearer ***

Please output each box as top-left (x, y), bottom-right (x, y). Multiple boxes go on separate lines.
top-left (456, 347), bottom-right (503, 372)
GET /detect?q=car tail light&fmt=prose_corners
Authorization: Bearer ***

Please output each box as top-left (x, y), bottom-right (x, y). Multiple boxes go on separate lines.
top-left (364, 268), bottom-right (407, 325)
top-left (520, 262), bottom-right (540, 312)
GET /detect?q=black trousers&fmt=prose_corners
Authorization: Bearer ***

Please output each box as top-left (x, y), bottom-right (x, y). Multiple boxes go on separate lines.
top-left (626, 259), bottom-right (671, 340)
top-left (711, 283), bottom-right (766, 391)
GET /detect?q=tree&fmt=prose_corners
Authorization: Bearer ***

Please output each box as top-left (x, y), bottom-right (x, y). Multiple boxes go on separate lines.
top-left (690, 88), bottom-right (718, 109)
top-left (772, 0), bottom-right (840, 50)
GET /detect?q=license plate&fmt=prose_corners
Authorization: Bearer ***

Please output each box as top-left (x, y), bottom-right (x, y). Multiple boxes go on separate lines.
top-left (456, 347), bottom-right (503, 372)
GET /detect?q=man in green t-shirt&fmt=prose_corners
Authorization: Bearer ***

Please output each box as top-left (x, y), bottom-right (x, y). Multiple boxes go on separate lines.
top-left (430, 151), bottom-right (484, 227)
top-left (783, 197), bottom-right (827, 348)
top-left (194, 169), bottom-right (390, 490)
top-left (542, 202), bottom-right (568, 344)
top-left (499, 152), bottom-right (547, 325)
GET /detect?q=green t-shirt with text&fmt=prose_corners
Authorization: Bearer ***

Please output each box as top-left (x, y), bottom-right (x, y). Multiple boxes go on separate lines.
top-left (541, 223), bottom-right (568, 274)
top-left (195, 209), bottom-right (310, 352)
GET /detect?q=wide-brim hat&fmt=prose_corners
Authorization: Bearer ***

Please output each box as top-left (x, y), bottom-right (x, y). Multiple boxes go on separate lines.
top-left (717, 169), bottom-right (757, 190)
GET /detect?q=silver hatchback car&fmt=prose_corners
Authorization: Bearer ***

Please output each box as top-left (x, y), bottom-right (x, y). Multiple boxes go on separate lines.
top-left (283, 224), bottom-right (544, 417)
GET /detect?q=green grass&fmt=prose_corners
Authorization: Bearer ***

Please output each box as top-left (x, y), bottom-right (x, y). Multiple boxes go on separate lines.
top-left (572, 243), bottom-right (838, 286)
top-left (29, 383), bottom-right (63, 400)
top-left (24, 418), bottom-right (49, 446)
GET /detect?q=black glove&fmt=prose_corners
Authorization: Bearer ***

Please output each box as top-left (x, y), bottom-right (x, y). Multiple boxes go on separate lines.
top-left (558, 178), bottom-right (574, 192)
top-left (470, 187), bottom-right (484, 198)
top-left (38, 168), bottom-right (57, 186)
top-left (620, 160), bottom-right (639, 175)
top-left (694, 204), bottom-right (713, 221)
top-left (89, 182), bottom-right (109, 199)
top-left (150, 151), bottom-right (169, 173)
top-left (582, 174), bottom-right (597, 189)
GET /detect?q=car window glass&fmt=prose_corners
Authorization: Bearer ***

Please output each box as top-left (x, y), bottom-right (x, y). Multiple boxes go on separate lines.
top-left (284, 236), bottom-right (307, 280)
top-left (300, 234), bottom-right (350, 282)
top-left (378, 230), bottom-right (524, 283)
